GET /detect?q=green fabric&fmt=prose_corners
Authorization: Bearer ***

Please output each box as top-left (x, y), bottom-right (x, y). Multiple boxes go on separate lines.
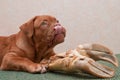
top-left (0, 54), bottom-right (120, 80)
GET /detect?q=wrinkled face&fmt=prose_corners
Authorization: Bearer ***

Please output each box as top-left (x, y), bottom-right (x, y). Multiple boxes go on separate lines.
top-left (33, 15), bottom-right (66, 46)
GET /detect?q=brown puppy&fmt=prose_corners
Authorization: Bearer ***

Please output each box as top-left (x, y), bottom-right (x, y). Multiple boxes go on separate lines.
top-left (0, 15), bottom-right (66, 73)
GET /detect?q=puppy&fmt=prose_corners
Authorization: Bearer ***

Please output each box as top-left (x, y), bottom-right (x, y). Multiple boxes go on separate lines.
top-left (0, 15), bottom-right (66, 73)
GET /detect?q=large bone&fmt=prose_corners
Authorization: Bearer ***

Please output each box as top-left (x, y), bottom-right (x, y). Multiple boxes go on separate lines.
top-left (48, 44), bottom-right (118, 78)
top-left (76, 43), bottom-right (118, 67)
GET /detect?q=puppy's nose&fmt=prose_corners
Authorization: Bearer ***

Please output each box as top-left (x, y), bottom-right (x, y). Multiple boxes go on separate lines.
top-left (54, 24), bottom-right (65, 34)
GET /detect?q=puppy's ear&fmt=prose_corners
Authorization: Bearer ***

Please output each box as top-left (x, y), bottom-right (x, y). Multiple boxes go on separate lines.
top-left (20, 16), bottom-right (37, 37)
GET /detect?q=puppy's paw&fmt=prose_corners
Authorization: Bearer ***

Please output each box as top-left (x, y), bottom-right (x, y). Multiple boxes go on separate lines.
top-left (40, 64), bottom-right (48, 73)
top-left (28, 64), bottom-right (48, 73)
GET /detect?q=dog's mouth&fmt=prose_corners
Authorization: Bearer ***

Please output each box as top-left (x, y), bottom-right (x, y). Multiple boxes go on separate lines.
top-left (48, 26), bottom-right (66, 47)
top-left (53, 32), bottom-right (65, 43)
top-left (48, 33), bottom-right (65, 47)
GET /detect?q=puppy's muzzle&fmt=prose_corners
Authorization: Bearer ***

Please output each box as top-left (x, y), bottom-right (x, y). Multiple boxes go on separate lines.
top-left (54, 23), bottom-right (66, 36)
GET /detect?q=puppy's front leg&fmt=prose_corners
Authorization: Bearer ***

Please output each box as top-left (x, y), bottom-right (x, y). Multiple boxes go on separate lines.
top-left (0, 52), bottom-right (47, 73)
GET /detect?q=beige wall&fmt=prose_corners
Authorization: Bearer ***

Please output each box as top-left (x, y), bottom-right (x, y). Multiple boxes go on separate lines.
top-left (0, 0), bottom-right (120, 53)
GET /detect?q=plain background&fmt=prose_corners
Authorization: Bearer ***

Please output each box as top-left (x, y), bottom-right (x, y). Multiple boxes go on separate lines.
top-left (0, 0), bottom-right (120, 54)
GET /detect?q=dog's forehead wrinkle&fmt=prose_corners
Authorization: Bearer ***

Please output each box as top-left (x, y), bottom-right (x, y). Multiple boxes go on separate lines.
top-left (43, 16), bottom-right (57, 22)
top-left (36, 18), bottom-right (56, 24)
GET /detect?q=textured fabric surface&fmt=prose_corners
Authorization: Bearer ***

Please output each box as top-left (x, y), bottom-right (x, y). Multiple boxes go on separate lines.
top-left (0, 54), bottom-right (119, 80)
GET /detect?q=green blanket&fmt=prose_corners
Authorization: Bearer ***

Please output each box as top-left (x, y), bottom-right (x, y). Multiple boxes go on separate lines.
top-left (0, 54), bottom-right (119, 80)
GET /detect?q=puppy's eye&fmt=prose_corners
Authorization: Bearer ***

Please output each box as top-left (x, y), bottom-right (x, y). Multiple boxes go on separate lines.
top-left (41, 21), bottom-right (48, 26)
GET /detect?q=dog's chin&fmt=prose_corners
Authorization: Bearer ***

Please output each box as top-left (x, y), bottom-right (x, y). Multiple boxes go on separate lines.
top-left (47, 33), bottom-right (65, 47)
top-left (54, 34), bottom-right (65, 43)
